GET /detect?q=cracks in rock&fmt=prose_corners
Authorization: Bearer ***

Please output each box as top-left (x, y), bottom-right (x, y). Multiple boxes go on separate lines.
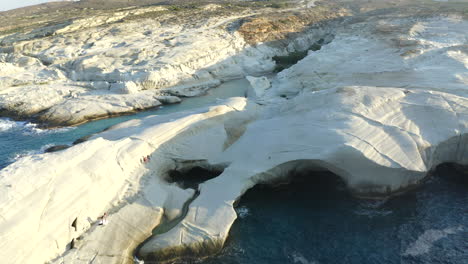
top-left (339, 128), bottom-right (406, 169)
top-left (88, 252), bottom-right (99, 264)
top-left (134, 187), bottom-right (201, 262)
top-left (343, 107), bottom-right (429, 170)
top-left (134, 160), bottom-right (227, 261)
top-left (438, 94), bottom-right (466, 163)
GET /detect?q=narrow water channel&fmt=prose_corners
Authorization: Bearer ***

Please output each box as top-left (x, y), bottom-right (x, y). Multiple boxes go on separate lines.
top-left (0, 78), bottom-right (250, 169)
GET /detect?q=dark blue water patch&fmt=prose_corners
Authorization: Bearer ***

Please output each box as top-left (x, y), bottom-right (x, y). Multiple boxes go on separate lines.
top-left (199, 165), bottom-right (467, 264)
top-left (0, 79), bottom-right (250, 170)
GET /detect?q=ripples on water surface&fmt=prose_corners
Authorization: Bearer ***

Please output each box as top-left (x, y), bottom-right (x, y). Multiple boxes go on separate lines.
top-left (199, 166), bottom-right (467, 264)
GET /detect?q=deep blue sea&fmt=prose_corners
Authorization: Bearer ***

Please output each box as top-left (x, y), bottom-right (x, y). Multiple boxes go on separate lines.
top-left (0, 79), bottom-right (466, 264)
top-left (199, 167), bottom-right (467, 264)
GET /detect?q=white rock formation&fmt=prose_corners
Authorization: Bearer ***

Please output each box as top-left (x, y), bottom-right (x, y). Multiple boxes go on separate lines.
top-left (0, 97), bottom-right (249, 264)
top-left (110, 81), bottom-right (140, 94)
top-left (137, 12), bottom-right (468, 261)
top-left (0, 2), bottom-right (334, 125)
top-left (246, 75), bottom-right (271, 98)
top-left (138, 86), bottom-right (468, 259)
top-left (0, 1), bottom-right (467, 264)
top-left (271, 15), bottom-right (468, 97)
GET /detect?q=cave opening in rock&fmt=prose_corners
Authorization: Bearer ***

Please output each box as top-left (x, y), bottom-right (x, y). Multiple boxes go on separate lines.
top-left (166, 166), bottom-right (223, 189)
top-left (199, 163), bottom-right (467, 264)
top-left (432, 162), bottom-right (468, 186)
top-left (247, 168), bottom-right (348, 201)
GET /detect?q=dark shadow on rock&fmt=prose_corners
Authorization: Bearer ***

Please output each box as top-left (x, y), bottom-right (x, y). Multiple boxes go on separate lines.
top-left (45, 145), bottom-right (70, 153)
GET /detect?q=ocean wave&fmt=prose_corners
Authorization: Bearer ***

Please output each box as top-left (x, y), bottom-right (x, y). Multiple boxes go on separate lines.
top-left (0, 118), bottom-right (74, 135)
top-left (0, 118), bottom-right (25, 132)
top-left (21, 122), bottom-right (74, 135)
top-left (236, 206), bottom-right (250, 219)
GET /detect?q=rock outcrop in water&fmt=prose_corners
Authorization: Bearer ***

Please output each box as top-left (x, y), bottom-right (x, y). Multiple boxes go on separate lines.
top-left (0, 0), bottom-right (467, 263)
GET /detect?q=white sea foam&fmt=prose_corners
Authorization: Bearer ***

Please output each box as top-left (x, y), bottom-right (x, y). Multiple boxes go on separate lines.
top-left (21, 122), bottom-right (74, 135)
top-left (0, 118), bottom-right (24, 132)
top-left (0, 117), bottom-right (74, 135)
top-left (291, 251), bottom-right (318, 264)
top-left (236, 206), bottom-right (250, 218)
top-left (133, 256), bottom-right (144, 264)
top-left (403, 226), bottom-right (464, 256)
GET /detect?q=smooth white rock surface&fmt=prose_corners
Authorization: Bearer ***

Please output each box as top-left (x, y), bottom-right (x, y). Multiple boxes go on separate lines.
top-left (0, 97), bottom-right (249, 264)
top-left (139, 86), bottom-right (468, 258)
top-left (1, 2), bottom-right (467, 264)
top-left (137, 13), bottom-right (468, 259)
top-left (246, 75), bottom-right (271, 98)
top-left (0, 2), bottom-right (332, 125)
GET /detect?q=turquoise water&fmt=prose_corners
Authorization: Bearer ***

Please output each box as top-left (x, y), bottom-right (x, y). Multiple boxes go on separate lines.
top-left (0, 79), bottom-right (249, 170)
top-left (198, 165), bottom-right (467, 264)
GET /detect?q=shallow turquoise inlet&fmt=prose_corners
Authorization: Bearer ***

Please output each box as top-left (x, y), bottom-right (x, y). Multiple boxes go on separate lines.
top-left (0, 78), bottom-right (249, 170)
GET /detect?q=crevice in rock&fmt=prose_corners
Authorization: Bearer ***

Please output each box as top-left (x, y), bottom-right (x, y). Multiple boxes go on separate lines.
top-left (273, 38), bottom-right (327, 72)
top-left (72, 135), bottom-right (92, 145)
top-left (68, 238), bottom-right (75, 250)
top-left (71, 217), bottom-right (78, 232)
top-left (166, 164), bottom-right (223, 190)
top-left (45, 144), bottom-right (70, 153)
top-left (134, 188), bottom-right (200, 263)
top-left (134, 162), bottom-right (227, 262)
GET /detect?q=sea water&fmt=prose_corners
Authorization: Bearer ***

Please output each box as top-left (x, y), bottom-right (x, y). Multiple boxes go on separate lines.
top-left (0, 78), bottom-right (249, 170)
top-left (198, 166), bottom-right (467, 264)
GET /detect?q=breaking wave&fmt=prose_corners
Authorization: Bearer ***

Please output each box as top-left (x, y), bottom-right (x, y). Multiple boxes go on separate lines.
top-left (0, 118), bottom-right (74, 135)
top-left (0, 118), bottom-right (21, 132)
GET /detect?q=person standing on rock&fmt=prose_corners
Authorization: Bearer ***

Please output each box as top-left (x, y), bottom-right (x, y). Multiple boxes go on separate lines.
top-left (99, 212), bottom-right (108, 225)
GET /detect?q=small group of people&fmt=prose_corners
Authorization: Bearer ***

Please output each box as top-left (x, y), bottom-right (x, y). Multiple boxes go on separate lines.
top-left (141, 155), bottom-right (151, 164)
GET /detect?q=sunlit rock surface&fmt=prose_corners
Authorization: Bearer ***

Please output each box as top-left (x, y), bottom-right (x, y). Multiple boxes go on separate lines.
top-left (136, 2), bottom-right (468, 261)
top-left (0, 97), bottom-right (249, 264)
top-left (0, 1), bottom-right (343, 126)
top-left (0, 0), bottom-right (467, 263)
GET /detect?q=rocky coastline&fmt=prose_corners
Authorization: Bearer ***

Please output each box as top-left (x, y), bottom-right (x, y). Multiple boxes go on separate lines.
top-left (0, 0), bottom-right (467, 263)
